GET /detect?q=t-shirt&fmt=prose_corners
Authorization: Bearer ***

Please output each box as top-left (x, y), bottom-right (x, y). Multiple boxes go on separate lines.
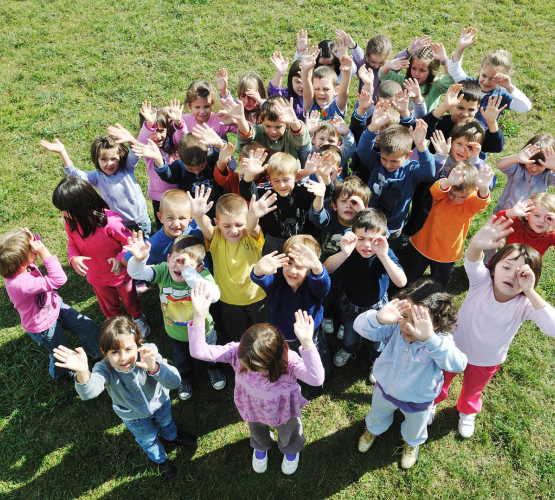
top-left (307, 98), bottom-right (345, 120)
top-left (208, 229), bottom-right (266, 305)
top-left (150, 263), bottom-right (214, 341)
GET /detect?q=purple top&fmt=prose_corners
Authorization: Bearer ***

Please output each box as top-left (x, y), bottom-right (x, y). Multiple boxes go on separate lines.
top-left (267, 81), bottom-right (304, 121)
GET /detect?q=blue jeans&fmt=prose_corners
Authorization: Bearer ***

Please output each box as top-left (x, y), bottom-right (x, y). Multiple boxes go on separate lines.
top-left (170, 328), bottom-right (217, 383)
top-left (121, 398), bottom-right (177, 464)
top-left (26, 300), bottom-right (101, 379)
top-left (125, 214), bottom-right (152, 239)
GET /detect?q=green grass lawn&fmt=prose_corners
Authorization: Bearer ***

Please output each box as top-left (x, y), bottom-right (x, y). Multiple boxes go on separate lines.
top-left (1, 0), bottom-right (555, 497)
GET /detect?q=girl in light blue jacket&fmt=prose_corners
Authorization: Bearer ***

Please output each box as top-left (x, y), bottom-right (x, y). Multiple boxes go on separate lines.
top-left (353, 279), bottom-right (467, 469)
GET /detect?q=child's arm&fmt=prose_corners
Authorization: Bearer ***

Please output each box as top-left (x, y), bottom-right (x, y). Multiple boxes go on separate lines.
top-left (53, 345), bottom-right (93, 385)
top-left (252, 251), bottom-right (290, 278)
top-left (304, 176), bottom-right (327, 214)
top-left (270, 51), bottom-right (290, 90)
top-left (475, 165), bottom-right (494, 200)
top-left (323, 231), bottom-right (357, 273)
top-left (191, 123), bottom-right (226, 150)
top-left (466, 215), bottom-right (514, 262)
top-left (378, 56), bottom-right (409, 79)
top-left (106, 123), bottom-right (140, 147)
top-left (496, 144), bottom-right (541, 171)
top-left (216, 68), bottom-right (230, 99)
top-left (372, 236), bottom-right (407, 288)
top-left (39, 138), bottom-right (73, 168)
top-left (123, 231), bottom-right (156, 281)
top-left (403, 78), bottom-right (427, 118)
top-left (450, 27), bottom-right (477, 64)
top-left (273, 97), bottom-right (303, 134)
top-left (505, 197), bottom-right (534, 219)
top-left (479, 95), bottom-right (507, 134)
top-left (241, 148), bottom-right (268, 183)
top-left (332, 116), bottom-right (356, 166)
top-left (247, 191), bottom-right (278, 239)
top-left (336, 54), bottom-right (354, 113)
top-left (287, 242), bottom-right (324, 277)
top-left (431, 84), bottom-right (463, 119)
top-left (219, 97), bottom-right (250, 136)
top-left (186, 185), bottom-right (215, 243)
top-left (430, 42), bottom-right (450, 74)
top-left (353, 299), bottom-right (410, 342)
top-left (290, 311), bottom-right (325, 386)
top-left (491, 73), bottom-right (532, 113)
top-left (301, 46), bottom-right (319, 114)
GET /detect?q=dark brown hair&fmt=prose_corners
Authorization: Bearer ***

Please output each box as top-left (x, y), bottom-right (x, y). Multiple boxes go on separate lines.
top-left (99, 316), bottom-right (142, 354)
top-left (406, 47), bottom-right (440, 96)
top-left (332, 175), bottom-right (371, 206)
top-left (0, 230), bottom-right (32, 279)
top-left (489, 244), bottom-right (542, 289)
top-left (352, 208), bottom-right (387, 235)
top-left (238, 324), bottom-right (289, 383)
top-left (178, 133), bottom-right (208, 167)
top-left (170, 235), bottom-right (206, 267)
top-left (90, 135), bottom-right (129, 173)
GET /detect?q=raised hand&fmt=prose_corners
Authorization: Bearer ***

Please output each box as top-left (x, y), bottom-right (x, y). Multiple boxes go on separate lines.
top-left (392, 90), bottom-right (410, 115)
top-left (108, 257), bottom-right (123, 275)
top-left (349, 195), bottom-right (366, 213)
top-left (300, 46), bottom-right (319, 72)
top-left (408, 35), bottom-right (432, 54)
top-left (430, 130), bottom-right (452, 155)
top-left (405, 305), bottom-right (434, 341)
top-left (242, 148), bottom-right (268, 180)
top-left (430, 42), bottom-right (448, 61)
top-left (339, 231), bottom-right (357, 256)
top-left (470, 215), bottom-right (514, 251)
top-left (319, 152), bottom-right (336, 184)
top-left (249, 191), bottom-right (278, 218)
top-left (304, 176), bottom-right (327, 199)
top-left (123, 230), bottom-right (152, 262)
top-left (509, 197), bottom-right (534, 218)
top-left (358, 65), bottom-right (375, 87)
top-left (335, 29), bottom-right (356, 49)
top-left (515, 144), bottom-right (541, 164)
top-left (245, 88), bottom-right (263, 106)
top-left (475, 165), bottom-right (494, 192)
top-left (140, 101), bottom-right (157, 126)
top-left (408, 119), bottom-right (428, 148)
top-left (219, 96), bottom-right (246, 121)
top-left (131, 139), bottom-right (163, 162)
top-left (71, 256), bottom-right (91, 276)
top-left (371, 235), bottom-right (389, 258)
top-left (305, 110), bottom-right (321, 134)
top-left (216, 68), bottom-right (229, 94)
top-left (190, 280), bottom-right (213, 318)
top-left (39, 138), bottom-right (67, 155)
top-left (331, 115), bottom-right (349, 136)
top-left (457, 27), bottom-right (478, 50)
top-left (516, 264), bottom-right (535, 292)
top-left (545, 211), bottom-right (555, 229)
top-left (167, 99), bottom-right (184, 124)
top-left (333, 38), bottom-right (349, 60)
top-left (254, 251), bottom-right (290, 276)
top-left (538, 146), bottom-right (555, 171)
top-left (296, 28), bottom-right (310, 55)
top-left (369, 100), bottom-right (391, 130)
top-left (303, 152), bottom-right (322, 175)
top-left (53, 345), bottom-right (89, 373)
top-left (403, 78), bottom-right (424, 103)
top-left (107, 123), bottom-right (135, 145)
top-left (24, 229), bottom-right (48, 258)
top-left (492, 73), bottom-right (512, 91)
top-left (288, 243), bottom-right (320, 270)
top-left (480, 94), bottom-right (508, 125)
top-left (443, 84), bottom-right (464, 108)
top-left (192, 123), bottom-right (225, 148)
top-left (270, 51), bottom-right (290, 75)
top-left (273, 97), bottom-right (298, 126)
top-left (446, 163), bottom-right (466, 186)
top-left (293, 310), bottom-right (315, 349)
top-left (136, 345), bottom-right (158, 372)
top-left (356, 90), bottom-right (374, 113)
top-left (186, 185), bottom-right (214, 218)
top-left (386, 57), bottom-right (410, 72)
top-left (376, 298), bottom-right (411, 325)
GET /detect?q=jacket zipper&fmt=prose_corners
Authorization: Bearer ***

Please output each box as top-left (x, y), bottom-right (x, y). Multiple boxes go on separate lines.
top-left (390, 343), bottom-right (410, 398)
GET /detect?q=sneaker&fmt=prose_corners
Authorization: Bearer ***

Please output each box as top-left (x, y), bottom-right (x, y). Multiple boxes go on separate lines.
top-left (321, 318), bottom-right (334, 335)
top-left (358, 429), bottom-right (377, 453)
top-left (336, 325), bottom-right (344, 340)
top-left (133, 314), bottom-right (150, 338)
top-left (178, 381), bottom-right (193, 401)
top-left (399, 441), bottom-right (419, 469)
top-left (427, 404), bottom-right (437, 426)
top-left (334, 348), bottom-right (353, 368)
top-left (307, 384), bottom-right (324, 399)
top-left (171, 430), bottom-right (197, 447)
top-left (252, 449), bottom-right (268, 473)
top-left (281, 453), bottom-right (300, 475)
top-left (157, 460), bottom-right (177, 478)
top-left (207, 368), bottom-right (226, 390)
top-left (368, 365), bottom-right (376, 384)
top-left (135, 280), bottom-right (149, 294)
top-left (458, 412), bottom-right (476, 438)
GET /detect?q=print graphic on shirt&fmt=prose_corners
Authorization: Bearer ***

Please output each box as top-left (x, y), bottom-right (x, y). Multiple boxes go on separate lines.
top-left (323, 232), bottom-right (345, 254)
top-left (372, 174), bottom-right (402, 219)
top-left (273, 207), bottom-right (307, 238)
top-left (160, 286), bottom-right (193, 327)
top-left (35, 291), bottom-right (47, 309)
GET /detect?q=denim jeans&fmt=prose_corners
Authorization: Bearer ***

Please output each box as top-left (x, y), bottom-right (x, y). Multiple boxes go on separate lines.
top-left (170, 328), bottom-right (218, 383)
top-left (121, 398), bottom-right (177, 464)
top-left (125, 214), bottom-right (152, 239)
top-left (26, 300), bottom-right (101, 379)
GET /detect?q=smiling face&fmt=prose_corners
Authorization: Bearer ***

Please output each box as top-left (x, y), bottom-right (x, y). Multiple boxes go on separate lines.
top-left (492, 251), bottom-right (526, 302)
top-left (150, 126), bottom-right (168, 148)
top-left (410, 58), bottom-right (430, 85)
top-left (105, 333), bottom-right (138, 372)
top-left (167, 250), bottom-right (200, 282)
top-left (313, 130), bottom-right (340, 151)
top-left (354, 228), bottom-right (382, 258)
top-left (313, 77), bottom-right (337, 107)
top-left (270, 173), bottom-right (296, 198)
top-left (527, 204), bottom-right (552, 233)
top-left (450, 136), bottom-right (474, 163)
top-left (158, 204), bottom-right (193, 238)
top-left (380, 151), bottom-right (411, 172)
top-left (451, 99), bottom-right (479, 123)
top-left (190, 97), bottom-right (213, 124)
top-left (262, 118), bottom-right (287, 142)
top-left (215, 212), bottom-right (248, 243)
top-left (282, 261), bottom-right (309, 291)
top-left (525, 161), bottom-right (547, 176)
top-left (478, 64), bottom-right (498, 93)
top-left (98, 147), bottom-right (121, 176)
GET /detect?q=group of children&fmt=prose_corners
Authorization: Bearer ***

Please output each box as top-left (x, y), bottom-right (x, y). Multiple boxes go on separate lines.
top-left (2, 26), bottom-right (555, 477)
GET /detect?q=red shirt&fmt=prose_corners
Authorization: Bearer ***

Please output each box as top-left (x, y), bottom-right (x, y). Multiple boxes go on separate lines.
top-left (495, 210), bottom-right (555, 256)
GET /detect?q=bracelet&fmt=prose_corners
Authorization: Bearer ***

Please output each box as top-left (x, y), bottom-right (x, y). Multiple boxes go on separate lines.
top-left (148, 363), bottom-right (160, 375)
top-left (440, 59), bottom-right (448, 66)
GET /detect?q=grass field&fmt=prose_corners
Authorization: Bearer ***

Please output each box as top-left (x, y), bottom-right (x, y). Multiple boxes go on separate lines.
top-left (1, 0), bottom-right (555, 498)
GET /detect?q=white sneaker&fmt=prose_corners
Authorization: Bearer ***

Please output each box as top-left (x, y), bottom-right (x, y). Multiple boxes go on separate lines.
top-left (333, 348), bottom-right (353, 368)
top-left (133, 314), bottom-right (150, 338)
top-left (458, 412), bottom-right (476, 438)
top-left (336, 325), bottom-right (344, 340)
top-left (281, 453), bottom-right (300, 475)
top-left (428, 404), bottom-right (437, 425)
top-left (400, 442), bottom-right (419, 469)
top-left (252, 450), bottom-right (268, 473)
top-left (369, 365), bottom-right (376, 384)
top-left (321, 318), bottom-right (334, 335)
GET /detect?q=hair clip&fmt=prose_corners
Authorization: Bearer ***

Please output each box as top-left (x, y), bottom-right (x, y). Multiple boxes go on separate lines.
top-left (429, 293), bottom-right (437, 308)
top-left (130, 327), bottom-right (137, 333)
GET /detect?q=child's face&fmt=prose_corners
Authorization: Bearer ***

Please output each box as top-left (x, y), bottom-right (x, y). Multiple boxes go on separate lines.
top-left (262, 118), bottom-right (287, 142)
top-left (354, 228), bottom-right (382, 258)
top-left (478, 64), bottom-right (498, 93)
top-left (492, 251), bottom-right (526, 301)
top-left (450, 99), bottom-right (479, 123)
top-left (527, 204), bottom-right (552, 233)
top-left (450, 136), bottom-right (474, 162)
top-left (313, 77), bottom-right (337, 107)
top-left (157, 204), bottom-right (193, 238)
top-left (399, 299), bottom-right (433, 343)
top-left (525, 161), bottom-right (546, 177)
top-left (190, 98), bottom-right (213, 124)
top-left (292, 75), bottom-right (303, 96)
top-left (318, 57), bottom-right (335, 69)
top-left (98, 147), bottom-right (120, 176)
top-left (367, 52), bottom-right (388, 71)
top-left (167, 250), bottom-right (200, 282)
top-left (447, 188), bottom-right (473, 204)
top-left (105, 334), bottom-right (138, 372)
top-left (380, 151), bottom-right (411, 172)
top-left (270, 173), bottom-right (296, 197)
top-left (214, 212), bottom-right (248, 243)
top-left (240, 91), bottom-right (259, 111)
top-left (283, 260), bottom-right (309, 291)
top-left (410, 58), bottom-right (430, 86)
top-left (332, 195), bottom-right (360, 222)
top-left (150, 127), bottom-right (168, 148)
top-left (184, 162), bottom-right (207, 175)
top-left (313, 130), bottom-right (340, 151)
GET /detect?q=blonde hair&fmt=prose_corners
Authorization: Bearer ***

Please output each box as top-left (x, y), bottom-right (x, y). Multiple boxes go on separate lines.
top-left (283, 234), bottom-right (322, 259)
top-left (378, 125), bottom-right (412, 155)
top-left (482, 49), bottom-right (512, 75)
top-left (520, 193), bottom-right (555, 233)
top-left (185, 80), bottom-right (217, 107)
top-left (215, 193), bottom-right (248, 218)
top-left (159, 189), bottom-right (191, 214)
top-left (0, 230), bottom-right (32, 279)
top-left (266, 152), bottom-right (298, 177)
top-left (449, 162), bottom-right (477, 193)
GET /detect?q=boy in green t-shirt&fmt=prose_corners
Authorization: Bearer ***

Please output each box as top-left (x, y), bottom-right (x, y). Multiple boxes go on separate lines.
top-left (125, 233), bottom-right (225, 401)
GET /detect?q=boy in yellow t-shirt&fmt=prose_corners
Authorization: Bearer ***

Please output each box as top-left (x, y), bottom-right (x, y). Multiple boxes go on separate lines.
top-left (188, 181), bottom-right (277, 340)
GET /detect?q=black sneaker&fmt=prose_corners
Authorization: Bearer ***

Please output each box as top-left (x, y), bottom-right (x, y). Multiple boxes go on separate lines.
top-left (178, 381), bottom-right (193, 401)
top-left (307, 385), bottom-right (324, 400)
top-left (207, 368), bottom-right (226, 390)
top-left (157, 460), bottom-right (177, 478)
top-left (171, 430), bottom-right (197, 447)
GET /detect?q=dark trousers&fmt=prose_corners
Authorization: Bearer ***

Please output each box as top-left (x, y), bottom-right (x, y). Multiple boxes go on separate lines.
top-left (170, 329), bottom-right (218, 383)
top-left (403, 243), bottom-right (455, 291)
top-left (152, 200), bottom-right (163, 231)
top-left (220, 299), bottom-right (268, 342)
top-left (287, 325), bottom-right (332, 386)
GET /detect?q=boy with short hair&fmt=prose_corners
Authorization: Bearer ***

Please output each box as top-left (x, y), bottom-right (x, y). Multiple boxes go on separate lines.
top-left (125, 233), bottom-right (225, 401)
top-left (187, 186), bottom-right (275, 341)
top-left (0, 229), bottom-right (101, 379)
top-left (404, 162), bottom-right (493, 289)
top-left (324, 209), bottom-right (407, 370)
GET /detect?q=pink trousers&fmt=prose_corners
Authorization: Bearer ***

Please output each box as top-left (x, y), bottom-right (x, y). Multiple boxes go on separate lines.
top-left (434, 363), bottom-right (500, 415)
top-left (92, 280), bottom-right (143, 319)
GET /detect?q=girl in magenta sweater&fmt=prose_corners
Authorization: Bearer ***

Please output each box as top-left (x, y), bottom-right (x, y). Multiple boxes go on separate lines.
top-left (52, 177), bottom-right (150, 337)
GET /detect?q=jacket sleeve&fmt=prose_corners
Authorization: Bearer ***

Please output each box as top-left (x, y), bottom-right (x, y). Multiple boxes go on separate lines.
top-left (415, 149), bottom-right (436, 183)
top-left (21, 256), bottom-right (67, 294)
top-left (356, 129), bottom-right (380, 174)
top-left (63, 162), bottom-right (99, 187)
top-left (154, 159), bottom-right (183, 184)
top-left (307, 268), bottom-right (331, 299)
top-left (150, 348), bottom-right (181, 389)
top-left (508, 86), bottom-right (532, 114)
top-left (529, 303), bottom-right (555, 338)
top-left (353, 309), bottom-right (397, 342)
top-left (422, 333), bottom-right (467, 372)
top-left (290, 347), bottom-right (325, 386)
top-left (447, 56), bottom-right (469, 83)
top-left (74, 362), bottom-right (109, 400)
top-left (127, 257), bottom-right (156, 281)
top-left (188, 324), bottom-right (237, 363)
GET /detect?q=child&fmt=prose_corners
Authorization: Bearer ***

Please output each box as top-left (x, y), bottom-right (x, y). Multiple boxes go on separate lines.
top-left (356, 102), bottom-right (435, 245)
top-left (218, 69), bottom-right (267, 125)
top-left (494, 135), bottom-right (555, 213)
top-left (448, 27), bottom-right (532, 128)
top-left (251, 234), bottom-right (332, 397)
top-left (221, 94), bottom-right (310, 165)
top-left (239, 151), bottom-right (331, 254)
top-left (0, 229), bottom-right (102, 379)
top-left (40, 134), bottom-right (152, 237)
top-left (125, 232), bottom-right (225, 401)
top-left (187, 186), bottom-right (273, 341)
top-left (52, 317), bottom-right (196, 478)
top-left (432, 216), bottom-right (555, 438)
top-left (324, 209), bottom-right (407, 371)
top-left (300, 46), bottom-right (353, 119)
top-left (52, 177), bottom-right (149, 337)
top-left (354, 279), bottom-right (467, 469)
top-left (405, 163), bottom-right (493, 289)
top-left (188, 281), bottom-right (324, 475)
top-left (268, 53), bottom-right (304, 120)
top-left (379, 43), bottom-right (454, 111)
